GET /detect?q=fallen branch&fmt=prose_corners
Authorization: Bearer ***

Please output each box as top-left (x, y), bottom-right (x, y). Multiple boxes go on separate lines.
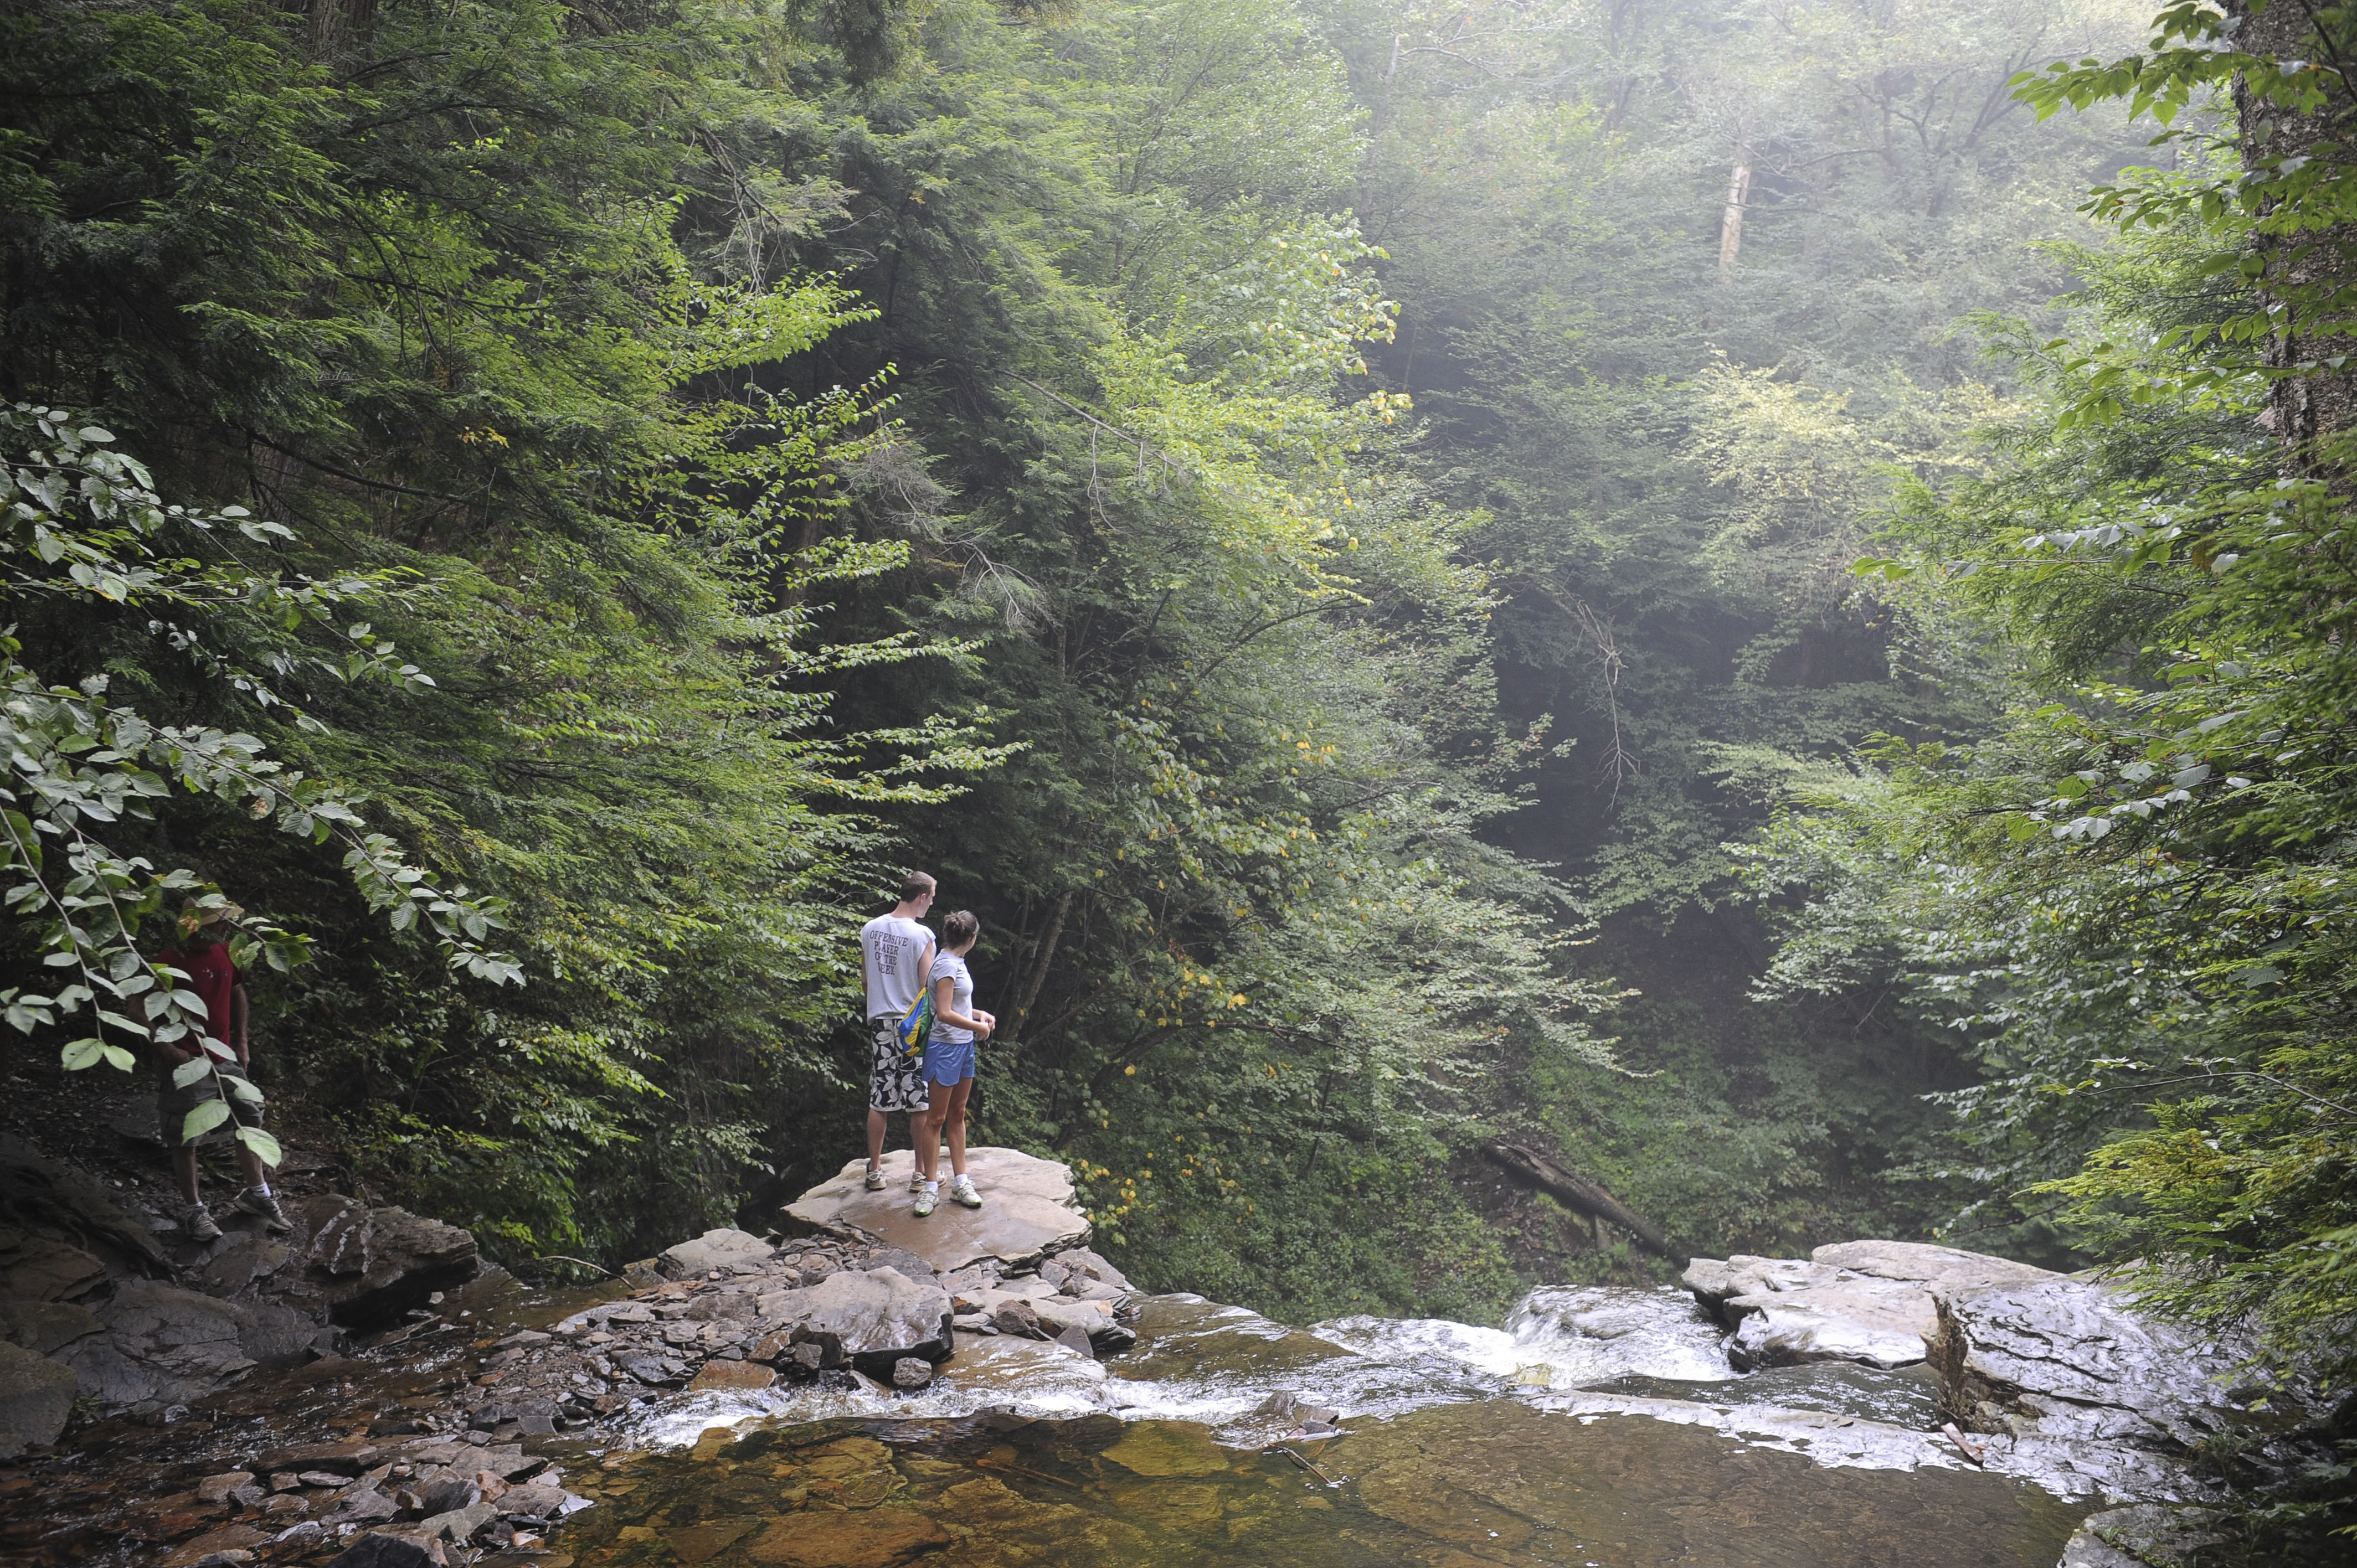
top-left (1268, 1445), bottom-right (1339, 1485)
top-left (530, 1254), bottom-right (620, 1279)
top-left (1481, 1141), bottom-right (1675, 1260)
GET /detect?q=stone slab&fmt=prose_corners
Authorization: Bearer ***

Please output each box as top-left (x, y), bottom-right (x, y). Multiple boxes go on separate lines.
top-left (0, 1338), bottom-right (79, 1450)
top-left (750, 1267), bottom-right (953, 1372)
top-left (0, 1231), bottom-right (107, 1302)
top-left (297, 1199), bottom-right (479, 1330)
top-left (1729, 1298), bottom-right (1929, 1370)
top-left (687, 1360), bottom-right (776, 1392)
top-left (781, 1147), bottom-right (1089, 1273)
top-left (0, 1295), bottom-right (104, 1356)
top-left (68, 1278), bottom-right (259, 1405)
top-left (0, 1135), bottom-right (171, 1277)
top-left (660, 1230), bottom-right (773, 1281)
top-left (1809, 1240), bottom-right (2062, 1290)
top-left (1684, 1242), bottom-right (2070, 1370)
top-left (1932, 1278), bottom-right (2252, 1450)
top-left (934, 1330), bottom-right (1106, 1402)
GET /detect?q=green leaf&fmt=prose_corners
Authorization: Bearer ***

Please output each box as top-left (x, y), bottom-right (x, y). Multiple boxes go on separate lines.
top-left (60, 1038), bottom-right (103, 1070)
top-left (171, 1056), bottom-right (215, 1089)
top-left (225, 1072), bottom-right (264, 1103)
top-left (182, 1100), bottom-right (230, 1141)
top-left (99, 1044), bottom-right (137, 1071)
top-left (234, 1126), bottom-right (284, 1167)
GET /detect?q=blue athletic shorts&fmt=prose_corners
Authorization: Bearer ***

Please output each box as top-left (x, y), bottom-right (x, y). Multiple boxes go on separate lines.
top-left (924, 1035), bottom-right (976, 1087)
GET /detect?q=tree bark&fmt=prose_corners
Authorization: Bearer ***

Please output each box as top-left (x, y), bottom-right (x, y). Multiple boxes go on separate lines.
top-left (2227, 2), bottom-right (2357, 479)
top-left (1004, 889), bottom-right (1072, 1045)
top-left (1481, 1141), bottom-right (1676, 1258)
top-left (1717, 148), bottom-right (1752, 278)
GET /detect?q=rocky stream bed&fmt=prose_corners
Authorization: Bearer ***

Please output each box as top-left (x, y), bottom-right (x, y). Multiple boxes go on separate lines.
top-left (0, 1137), bottom-right (2330, 1568)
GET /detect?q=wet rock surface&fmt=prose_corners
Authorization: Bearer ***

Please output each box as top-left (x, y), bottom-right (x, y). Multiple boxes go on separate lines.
top-left (1682, 1242), bottom-right (2063, 1371)
top-left (1677, 1242), bottom-right (2331, 1507)
top-left (1930, 1276), bottom-right (2282, 1467)
top-left (2054, 1503), bottom-right (2224, 1567)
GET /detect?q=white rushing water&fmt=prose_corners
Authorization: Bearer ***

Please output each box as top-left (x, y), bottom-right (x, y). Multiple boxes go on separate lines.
top-left (623, 1281), bottom-right (1814, 1450)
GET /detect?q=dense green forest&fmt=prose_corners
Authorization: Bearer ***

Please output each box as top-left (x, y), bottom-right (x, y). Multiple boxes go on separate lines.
top-left (9, 1), bottom-right (2357, 1537)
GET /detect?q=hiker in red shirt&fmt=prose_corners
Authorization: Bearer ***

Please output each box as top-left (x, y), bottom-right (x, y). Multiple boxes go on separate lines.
top-left (151, 904), bottom-right (289, 1241)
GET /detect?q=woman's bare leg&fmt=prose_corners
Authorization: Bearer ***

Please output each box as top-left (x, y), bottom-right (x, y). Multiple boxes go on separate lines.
top-left (943, 1080), bottom-right (974, 1178)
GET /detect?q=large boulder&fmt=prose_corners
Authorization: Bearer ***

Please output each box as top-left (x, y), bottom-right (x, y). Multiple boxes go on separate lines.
top-left (1683, 1242), bottom-right (2063, 1370)
top-left (753, 1266), bottom-right (953, 1373)
top-left (2056, 1504), bottom-right (2225, 1567)
top-left (191, 1232), bottom-right (300, 1299)
top-left (58, 1278), bottom-right (334, 1407)
top-left (784, 1147), bottom-right (1089, 1273)
top-left (0, 1295), bottom-right (104, 1357)
top-left (660, 1229), bottom-right (774, 1280)
top-left (0, 1232), bottom-right (107, 1302)
top-left (285, 1197), bottom-right (478, 1329)
top-left (1931, 1277), bottom-right (2251, 1450)
top-left (0, 1339), bottom-right (79, 1453)
top-left (65, 1278), bottom-right (259, 1406)
top-left (0, 1135), bottom-right (169, 1281)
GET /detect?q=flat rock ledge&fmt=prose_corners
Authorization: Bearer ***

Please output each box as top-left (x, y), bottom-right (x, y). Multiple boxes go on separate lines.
top-left (781, 1146), bottom-right (1092, 1273)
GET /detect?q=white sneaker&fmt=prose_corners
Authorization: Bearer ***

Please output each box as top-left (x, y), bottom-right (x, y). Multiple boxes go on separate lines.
top-left (907, 1169), bottom-right (927, 1193)
top-left (949, 1177), bottom-right (981, 1209)
top-left (913, 1185), bottom-right (938, 1218)
top-left (863, 1167), bottom-right (886, 1192)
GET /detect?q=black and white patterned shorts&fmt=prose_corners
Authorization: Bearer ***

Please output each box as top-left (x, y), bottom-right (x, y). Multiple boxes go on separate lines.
top-left (868, 1019), bottom-right (932, 1113)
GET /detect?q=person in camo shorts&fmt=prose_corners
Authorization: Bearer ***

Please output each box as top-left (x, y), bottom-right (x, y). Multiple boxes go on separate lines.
top-left (858, 871), bottom-right (937, 1192)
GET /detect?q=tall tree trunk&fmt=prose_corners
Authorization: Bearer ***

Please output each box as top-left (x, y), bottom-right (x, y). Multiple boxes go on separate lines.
top-left (305, 0), bottom-right (377, 60)
top-left (1005, 889), bottom-right (1072, 1044)
top-left (1717, 147), bottom-right (1752, 278)
top-left (2229, 2), bottom-right (2357, 479)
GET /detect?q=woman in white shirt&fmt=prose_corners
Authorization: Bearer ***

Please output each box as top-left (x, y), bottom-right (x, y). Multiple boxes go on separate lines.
top-left (913, 909), bottom-right (993, 1215)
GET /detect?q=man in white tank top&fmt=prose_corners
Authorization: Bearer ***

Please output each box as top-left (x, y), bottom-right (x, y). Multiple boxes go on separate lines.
top-left (858, 871), bottom-right (936, 1190)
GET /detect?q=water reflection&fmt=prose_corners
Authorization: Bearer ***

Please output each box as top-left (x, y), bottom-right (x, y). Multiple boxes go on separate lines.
top-left (563, 1406), bottom-right (2085, 1568)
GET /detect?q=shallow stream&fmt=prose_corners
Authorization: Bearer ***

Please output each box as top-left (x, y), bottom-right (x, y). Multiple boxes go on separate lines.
top-left (20, 1273), bottom-right (2085, 1568)
top-left (545, 1282), bottom-right (2082, 1567)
